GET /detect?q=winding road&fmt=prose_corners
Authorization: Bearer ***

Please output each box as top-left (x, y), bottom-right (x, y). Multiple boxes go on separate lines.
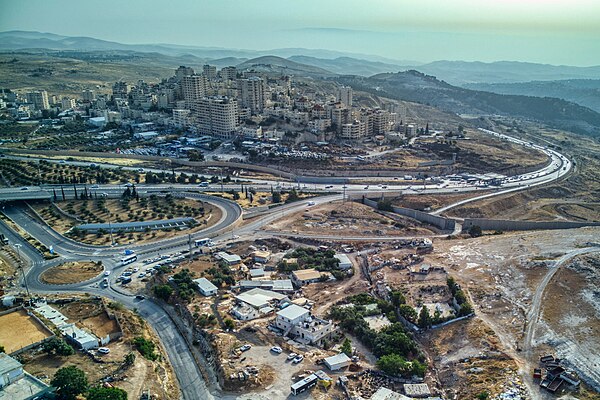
top-left (0, 128), bottom-right (580, 399)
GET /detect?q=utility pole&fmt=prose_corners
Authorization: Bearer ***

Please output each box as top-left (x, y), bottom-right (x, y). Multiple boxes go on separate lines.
top-left (188, 233), bottom-right (193, 261)
top-left (108, 220), bottom-right (115, 246)
top-left (14, 244), bottom-right (30, 299)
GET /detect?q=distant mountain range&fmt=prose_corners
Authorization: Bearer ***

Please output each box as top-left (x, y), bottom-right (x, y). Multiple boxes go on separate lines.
top-left (463, 79), bottom-right (600, 113)
top-left (337, 71), bottom-right (600, 137)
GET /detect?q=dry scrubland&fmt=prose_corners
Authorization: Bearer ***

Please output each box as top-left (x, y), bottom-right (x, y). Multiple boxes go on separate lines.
top-left (40, 261), bottom-right (103, 285)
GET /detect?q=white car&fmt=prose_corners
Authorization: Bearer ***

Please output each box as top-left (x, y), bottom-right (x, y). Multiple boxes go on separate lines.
top-left (97, 347), bottom-right (110, 354)
top-left (292, 355), bottom-right (304, 364)
top-left (287, 352), bottom-right (298, 361)
top-left (104, 271), bottom-right (111, 276)
top-left (307, 201), bottom-right (315, 206)
top-left (270, 346), bottom-right (282, 354)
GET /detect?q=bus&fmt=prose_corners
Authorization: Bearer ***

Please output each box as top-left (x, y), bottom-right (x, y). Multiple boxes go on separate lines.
top-left (194, 238), bottom-right (214, 247)
top-left (290, 374), bottom-right (318, 396)
top-left (120, 254), bottom-right (138, 266)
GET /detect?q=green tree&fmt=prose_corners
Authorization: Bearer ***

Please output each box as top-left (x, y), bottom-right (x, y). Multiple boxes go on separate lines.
top-left (418, 306), bottom-right (432, 329)
top-left (51, 365), bottom-right (88, 400)
top-left (272, 191), bottom-right (281, 203)
top-left (377, 353), bottom-right (409, 376)
top-left (476, 391), bottom-right (490, 400)
top-left (123, 352), bottom-right (136, 367)
top-left (0, 344), bottom-right (4, 353)
top-left (224, 318), bottom-right (235, 330)
top-left (340, 338), bottom-right (352, 357)
top-left (153, 284), bottom-right (174, 301)
top-left (87, 386), bottom-right (128, 400)
top-left (468, 225), bottom-right (483, 238)
top-left (42, 337), bottom-right (75, 356)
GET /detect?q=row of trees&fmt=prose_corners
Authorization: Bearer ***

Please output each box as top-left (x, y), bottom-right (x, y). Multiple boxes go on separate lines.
top-left (51, 365), bottom-right (128, 400)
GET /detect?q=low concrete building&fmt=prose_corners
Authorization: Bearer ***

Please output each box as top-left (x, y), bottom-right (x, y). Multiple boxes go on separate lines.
top-left (370, 387), bottom-right (411, 400)
top-left (231, 288), bottom-right (288, 321)
top-left (249, 268), bottom-right (266, 279)
top-left (216, 251), bottom-right (242, 266)
top-left (323, 353), bottom-right (351, 371)
top-left (0, 353), bottom-right (52, 400)
top-left (404, 383), bottom-right (431, 398)
top-left (253, 250), bottom-right (271, 263)
top-left (236, 279), bottom-right (294, 293)
top-left (334, 253), bottom-right (352, 270)
top-left (194, 277), bottom-right (218, 296)
top-left (291, 268), bottom-right (332, 287)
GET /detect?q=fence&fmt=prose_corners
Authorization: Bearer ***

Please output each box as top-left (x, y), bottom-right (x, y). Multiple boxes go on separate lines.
top-left (462, 218), bottom-right (600, 232)
top-left (362, 197), bottom-right (456, 231)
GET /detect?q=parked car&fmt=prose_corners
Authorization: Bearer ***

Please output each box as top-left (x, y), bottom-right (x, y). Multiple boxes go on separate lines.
top-left (97, 347), bottom-right (110, 354)
top-left (104, 271), bottom-right (111, 276)
top-left (239, 344), bottom-right (251, 352)
top-left (287, 352), bottom-right (298, 361)
top-left (135, 295), bottom-right (145, 300)
top-left (292, 355), bottom-right (304, 364)
top-left (270, 346), bottom-right (282, 354)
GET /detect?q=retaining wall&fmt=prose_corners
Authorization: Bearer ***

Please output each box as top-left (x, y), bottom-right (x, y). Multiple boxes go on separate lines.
top-left (462, 218), bottom-right (600, 232)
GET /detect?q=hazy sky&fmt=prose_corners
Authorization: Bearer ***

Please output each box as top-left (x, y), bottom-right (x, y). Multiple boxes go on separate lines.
top-left (1, 0), bottom-right (599, 65)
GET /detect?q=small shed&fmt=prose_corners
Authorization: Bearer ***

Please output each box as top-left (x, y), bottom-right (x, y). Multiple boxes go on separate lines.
top-left (334, 254), bottom-right (352, 270)
top-left (403, 383), bottom-right (431, 398)
top-left (194, 277), bottom-right (218, 296)
top-left (323, 353), bottom-right (351, 371)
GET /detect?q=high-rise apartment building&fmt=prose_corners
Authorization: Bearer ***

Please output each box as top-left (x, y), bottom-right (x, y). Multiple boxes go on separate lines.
top-left (336, 86), bottom-right (353, 107)
top-left (112, 81), bottom-right (130, 100)
top-left (175, 66), bottom-right (195, 82)
top-left (195, 96), bottom-right (239, 139)
top-left (82, 89), bottom-right (95, 102)
top-left (237, 77), bottom-right (266, 115)
top-left (181, 75), bottom-right (207, 109)
top-left (61, 97), bottom-right (76, 110)
top-left (340, 120), bottom-right (366, 140)
top-left (26, 90), bottom-right (50, 110)
top-left (203, 64), bottom-right (217, 80)
top-left (219, 66), bottom-right (237, 81)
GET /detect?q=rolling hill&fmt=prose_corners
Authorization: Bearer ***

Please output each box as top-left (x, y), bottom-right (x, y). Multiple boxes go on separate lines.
top-left (337, 71), bottom-right (600, 137)
top-left (236, 56), bottom-right (334, 76)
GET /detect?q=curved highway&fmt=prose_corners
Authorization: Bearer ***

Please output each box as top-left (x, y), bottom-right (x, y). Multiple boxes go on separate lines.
top-left (0, 128), bottom-right (575, 400)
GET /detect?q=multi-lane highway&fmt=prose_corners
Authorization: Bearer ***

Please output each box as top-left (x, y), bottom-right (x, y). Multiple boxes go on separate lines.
top-left (0, 128), bottom-right (574, 399)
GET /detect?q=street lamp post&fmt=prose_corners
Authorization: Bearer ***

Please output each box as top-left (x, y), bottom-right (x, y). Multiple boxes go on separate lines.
top-left (14, 243), bottom-right (31, 298)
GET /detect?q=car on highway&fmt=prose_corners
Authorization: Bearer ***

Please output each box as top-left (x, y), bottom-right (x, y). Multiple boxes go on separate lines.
top-left (239, 344), bottom-right (252, 352)
top-left (364, 185), bottom-right (369, 189)
top-left (292, 355), bottom-right (304, 364)
top-left (20, 187), bottom-right (29, 190)
top-left (97, 347), bottom-right (110, 354)
top-left (325, 185), bottom-right (333, 189)
top-left (135, 295), bottom-right (145, 300)
top-left (91, 184), bottom-right (99, 189)
top-left (287, 352), bottom-right (298, 361)
top-left (270, 346), bottom-right (282, 354)
top-left (104, 271), bottom-right (111, 276)
top-left (306, 201), bottom-right (315, 206)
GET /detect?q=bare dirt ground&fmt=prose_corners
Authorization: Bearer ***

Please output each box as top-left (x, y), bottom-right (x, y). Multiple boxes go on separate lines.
top-left (264, 201), bottom-right (435, 237)
top-left (0, 246), bottom-right (19, 293)
top-left (0, 309), bottom-right (52, 353)
top-left (392, 192), bottom-right (487, 212)
top-left (429, 227), bottom-right (600, 399)
top-left (40, 261), bottom-right (103, 285)
top-left (421, 318), bottom-right (525, 400)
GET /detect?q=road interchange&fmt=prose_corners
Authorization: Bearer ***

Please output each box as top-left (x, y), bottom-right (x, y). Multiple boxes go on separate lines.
top-left (0, 128), bottom-right (577, 399)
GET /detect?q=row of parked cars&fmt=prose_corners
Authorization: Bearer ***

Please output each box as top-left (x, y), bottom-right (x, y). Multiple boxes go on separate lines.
top-left (238, 344), bottom-right (304, 364)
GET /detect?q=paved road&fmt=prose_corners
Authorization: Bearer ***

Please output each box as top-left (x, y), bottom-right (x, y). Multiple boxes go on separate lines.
top-left (0, 128), bottom-right (575, 399)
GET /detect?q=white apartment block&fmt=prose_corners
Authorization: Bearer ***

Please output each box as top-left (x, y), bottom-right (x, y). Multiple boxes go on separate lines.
top-left (61, 97), bottom-right (76, 110)
top-left (173, 109), bottom-right (191, 128)
top-left (203, 64), bottom-right (217, 80)
top-left (340, 119), bottom-right (367, 140)
top-left (195, 96), bottom-right (239, 139)
top-left (336, 86), bottom-right (353, 107)
top-left (220, 66), bottom-right (237, 81)
top-left (26, 90), bottom-right (49, 110)
top-left (274, 304), bottom-right (336, 346)
top-left (175, 65), bottom-right (195, 82)
top-left (182, 75), bottom-right (207, 109)
top-left (237, 77), bottom-right (266, 115)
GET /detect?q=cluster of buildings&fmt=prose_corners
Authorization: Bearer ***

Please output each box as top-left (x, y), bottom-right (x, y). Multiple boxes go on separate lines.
top-left (1, 63), bottom-right (422, 151)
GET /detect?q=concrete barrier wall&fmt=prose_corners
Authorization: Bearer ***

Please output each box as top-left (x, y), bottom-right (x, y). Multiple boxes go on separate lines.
top-left (363, 197), bottom-right (455, 231)
top-left (463, 218), bottom-right (600, 231)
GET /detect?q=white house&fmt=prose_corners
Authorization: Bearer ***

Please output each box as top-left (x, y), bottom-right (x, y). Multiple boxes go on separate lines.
top-left (216, 251), bottom-right (242, 266)
top-left (194, 277), bottom-right (218, 296)
top-left (0, 353), bottom-right (23, 388)
top-left (61, 324), bottom-right (99, 350)
top-left (324, 353), bottom-right (351, 371)
top-left (274, 304), bottom-right (336, 346)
